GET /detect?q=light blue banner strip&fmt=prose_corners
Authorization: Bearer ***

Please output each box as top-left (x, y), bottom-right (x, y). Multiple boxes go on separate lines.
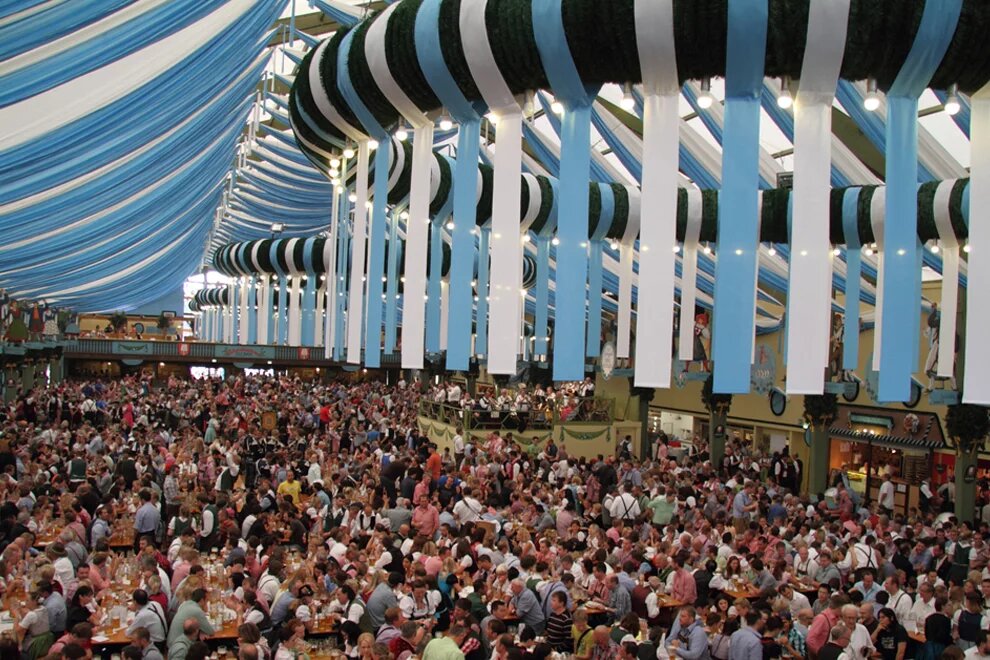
top-left (247, 278), bottom-right (258, 345)
top-left (878, 0), bottom-right (960, 402)
top-left (533, 0), bottom-right (599, 381)
top-left (475, 229), bottom-right (490, 356)
top-left (712, 0), bottom-right (768, 394)
top-left (841, 187), bottom-right (862, 371)
top-left (301, 277), bottom-right (317, 347)
top-left (426, 220), bottom-right (443, 354)
top-left (415, 0), bottom-right (482, 372)
top-left (535, 235), bottom-right (551, 356)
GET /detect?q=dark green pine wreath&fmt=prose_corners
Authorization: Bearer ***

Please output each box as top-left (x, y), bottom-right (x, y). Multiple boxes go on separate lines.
top-left (803, 393), bottom-right (838, 429)
top-left (702, 373), bottom-right (732, 414)
top-left (945, 403), bottom-right (990, 455)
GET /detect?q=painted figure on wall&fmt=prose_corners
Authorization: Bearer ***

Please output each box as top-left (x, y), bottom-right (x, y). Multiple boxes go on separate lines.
top-left (28, 302), bottom-right (44, 341)
top-left (0, 290), bottom-right (9, 339)
top-left (693, 311), bottom-right (711, 372)
top-left (43, 303), bottom-right (59, 339)
top-left (6, 301), bottom-right (27, 343)
top-left (829, 312), bottom-right (844, 380)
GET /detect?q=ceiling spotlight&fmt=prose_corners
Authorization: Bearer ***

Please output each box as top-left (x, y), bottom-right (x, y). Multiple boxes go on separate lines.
top-left (395, 120), bottom-right (408, 141)
top-left (698, 78), bottom-right (714, 110)
top-left (864, 246), bottom-right (874, 256)
top-left (864, 78), bottom-right (881, 112)
top-left (964, 242), bottom-right (971, 253)
top-left (702, 244), bottom-right (712, 255)
top-left (551, 237), bottom-right (560, 246)
top-left (343, 145), bottom-right (355, 159)
top-left (446, 221), bottom-right (455, 230)
top-left (330, 157), bottom-right (341, 169)
top-left (329, 168), bottom-right (339, 179)
top-left (400, 211), bottom-right (409, 220)
top-left (620, 82), bottom-right (636, 111)
top-left (777, 77), bottom-right (793, 109)
top-left (767, 246), bottom-right (777, 256)
top-left (348, 193), bottom-right (357, 203)
top-left (522, 234), bottom-right (531, 243)
top-left (368, 139), bottom-right (379, 150)
top-left (930, 243), bottom-right (940, 254)
top-left (672, 244), bottom-right (681, 253)
top-left (944, 83), bottom-right (961, 116)
top-left (832, 247), bottom-right (842, 256)
top-left (438, 110), bottom-right (453, 131)
top-left (609, 241), bottom-right (619, 251)
top-left (551, 100), bottom-right (564, 115)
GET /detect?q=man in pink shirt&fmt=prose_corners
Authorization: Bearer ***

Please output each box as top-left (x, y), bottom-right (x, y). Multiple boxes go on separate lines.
top-left (806, 594), bottom-right (847, 659)
top-left (411, 494), bottom-right (439, 539)
top-left (670, 554), bottom-right (697, 603)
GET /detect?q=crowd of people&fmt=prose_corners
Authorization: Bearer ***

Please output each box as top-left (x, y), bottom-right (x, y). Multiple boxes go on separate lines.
top-left (0, 371), bottom-right (987, 660)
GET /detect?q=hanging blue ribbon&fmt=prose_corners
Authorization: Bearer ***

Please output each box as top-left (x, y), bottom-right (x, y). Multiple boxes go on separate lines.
top-left (842, 188), bottom-right (862, 372)
top-left (878, 0), bottom-right (960, 401)
top-left (415, 0), bottom-right (484, 372)
top-left (475, 229), bottom-right (491, 357)
top-left (533, 0), bottom-right (601, 381)
top-left (426, 219), bottom-right (444, 354)
top-left (337, 28), bottom-right (390, 367)
top-left (384, 211), bottom-right (401, 354)
top-left (711, 0), bottom-right (768, 393)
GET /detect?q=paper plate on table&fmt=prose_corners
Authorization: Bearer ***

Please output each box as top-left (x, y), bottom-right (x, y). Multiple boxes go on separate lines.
top-left (92, 636), bottom-right (109, 643)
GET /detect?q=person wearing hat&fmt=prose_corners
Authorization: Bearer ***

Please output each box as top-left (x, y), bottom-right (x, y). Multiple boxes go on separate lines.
top-left (47, 543), bottom-right (74, 590)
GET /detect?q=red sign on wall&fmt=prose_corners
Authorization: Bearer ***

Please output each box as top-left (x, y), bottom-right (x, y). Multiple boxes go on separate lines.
top-left (298, 347), bottom-right (310, 360)
top-left (178, 343), bottom-right (190, 356)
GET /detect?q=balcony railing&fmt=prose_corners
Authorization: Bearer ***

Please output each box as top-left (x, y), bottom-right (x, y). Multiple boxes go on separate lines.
top-left (419, 395), bottom-right (613, 432)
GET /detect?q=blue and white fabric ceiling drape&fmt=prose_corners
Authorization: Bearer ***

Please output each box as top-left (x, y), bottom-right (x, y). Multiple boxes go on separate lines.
top-left (0, 0), bottom-right (285, 312)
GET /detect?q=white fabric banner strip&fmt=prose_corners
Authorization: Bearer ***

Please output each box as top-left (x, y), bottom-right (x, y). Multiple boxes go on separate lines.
top-left (461, 0), bottom-right (522, 374)
top-left (258, 277), bottom-right (269, 344)
top-left (786, 0), bottom-right (849, 394)
top-left (288, 276), bottom-right (302, 346)
top-left (870, 187), bottom-right (886, 371)
top-left (238, 278), bottom-right (249, 345)
top-left (965, 91), bottom-right (990, 403)
top-left (347, 143), bottom-right (370, 363)
top-left (617, 186), bottom-right (641, 359)
top-left (679, 187), bottom-right (703, 360)
top-left (633, 0), bottom-right (678, 387)
top-left (933, 179), bottom-right (958, 378)
top-left (226, 283), bottom-right (234, 343)
top-left (400, 124), bottom-right (434, 369)
top-left (324, 189), bottom-right (338, 357)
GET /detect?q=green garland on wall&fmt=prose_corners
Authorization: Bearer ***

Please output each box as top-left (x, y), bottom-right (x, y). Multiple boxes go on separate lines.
top-left (561, 426), bottom-right (610, 441)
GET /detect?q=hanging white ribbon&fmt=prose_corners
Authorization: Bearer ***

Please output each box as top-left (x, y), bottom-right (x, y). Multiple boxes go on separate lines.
top-left (679, 187), bottom-right (703, 360)
top-left (365, 4), bottom-right (431, 369)
top-left (965, 87), bottom-right (990, 403)
top-left (346, 143), bottom-right (370, 363)
top-left (257, 276), bottom-right (270, 344)
top-left (325, 183), bottom-right (341, 358)
top-left (288, 275), bottom-right (303, 346)
top-left (225, 282), bottom-right (234, 343)
top-left (309, 39), bottom-right (367, 143)
top-left (870, 187), bottom-right (885, 371)
top-left (932, 179), bottom-right (958, 378)
top-left (461, 0), bottom-right (523, 375)
top-left (618, 186), bottom-right (641, 359)
top-left (785, 0), bottom-right (849, 394)
top-left (238, 276), bottom-right (250, 345)
top-left (633, 0), bottom-right (679, 386)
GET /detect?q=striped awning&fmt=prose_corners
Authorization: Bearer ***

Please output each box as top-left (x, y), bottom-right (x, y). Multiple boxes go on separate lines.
top-left (828, 427), bottom-right (945, 450)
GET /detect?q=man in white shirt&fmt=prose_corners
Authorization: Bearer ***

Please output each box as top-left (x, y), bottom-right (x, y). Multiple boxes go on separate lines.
top-left (884, 576), bottom-right (913, 624)
top-left (878, 476), bottom-right (895, 515)
top-left (794, 545), bottom-right (821, 583)
top-left (609, 484), bottom-right (641, 522)
top-left (840, 604), bottom-right (875, 660)
top-left (452, 429), bottom-right (465, 465)
top-left (452, 488), bottom-right (484, 526)
top-left (908, 583), bottom-right (937, 631)
top-left (964, 631), bottom-right (990, 660)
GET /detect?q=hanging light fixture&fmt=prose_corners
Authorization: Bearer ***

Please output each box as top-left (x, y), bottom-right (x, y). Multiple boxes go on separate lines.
top-left (620, 82), bottom-right (636, 110)
top-left (343, 144), bottom-right (355, 159)
top-left (777, 76), bottom-right (793, 109)
top-left (395, 120), bottom-right (409, 141)
top-left (550, 100), bottom-right (564, 115)
top-left (438, 109), bottom-right (453, 131)
top-left (697, 78), bottom-right (714, 110)
top-left (944, 83), bottom-right (961, 116)
top-left (330, 157), bottom-right (341, 169)
top-left (864, 78), bottom-right (881, 112)
top-left (523, 90), bottom-right (535, 116)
